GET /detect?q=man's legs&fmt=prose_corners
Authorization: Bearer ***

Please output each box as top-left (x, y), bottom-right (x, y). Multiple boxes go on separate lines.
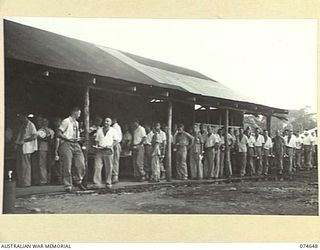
top-left (219, 150), bottom-right (224, 177)
top-left (151, 155), bottom-right (161, 181)
top-left (247, 147), bottom-right (255, 175)
top-left (104, 153), bottom-right (113, 187)
top-left (304, 145), bottom-right (312, 170)
top-left (239, 152), bottom-right (247, 177)
top-left (189, 152), bottom-right (198, 179)
top-left (144, 145), bottom-right (152, 179)
top-left (176, 146), bottom-right (188, 179)
top-left (93, 151), bottom-right (104, 187)
top-left (17, 151), bottom-right (32, 187)
top-left (214, 149), bottom-right (220, 178)
top-left (112, 144), bottom-right (121, 183)
top-left (295, 149), bottom-right (301, 170)
top-left (38, 150), bottom-right (48, 184)
top-left (59, 142), bottom-right (74, 189)
top-left (262, 149), bottom-right (269, 175)
top-left (255, 147), bottom-right (263, 175)
top-left (72, 143), bottom-right (86, 185)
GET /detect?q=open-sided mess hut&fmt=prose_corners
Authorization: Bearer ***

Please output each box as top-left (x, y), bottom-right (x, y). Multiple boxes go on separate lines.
top-left (4, 20), bottom-right (288, 181)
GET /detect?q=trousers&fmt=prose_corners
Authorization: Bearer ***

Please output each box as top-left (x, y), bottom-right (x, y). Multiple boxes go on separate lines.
top-left (255, 147), bottom-right (263, 175)
top-left (247, 147), bottom-right (255, 175)
top-left (189, 151), bottom-right (203, 179)
top-left (203, 147), bottom-right (215, 178)
top-left (59, 141), bottom-right (86, 188)
top-left (112, 144), bottom-right (121, 178)
top-left (238, 152), bottom-right (247, 177)
top-left (132, 145), bottom-right (145, 178)
top-left (16, 147), bottom-right (32, 187)
top-left (93, 150), bottom-right (113, 187)
top-left (175, 146), bottom-right (188, 179)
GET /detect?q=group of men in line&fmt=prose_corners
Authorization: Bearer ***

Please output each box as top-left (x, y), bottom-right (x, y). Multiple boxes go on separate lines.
top-left (11, 106), bottom-right (317, 192)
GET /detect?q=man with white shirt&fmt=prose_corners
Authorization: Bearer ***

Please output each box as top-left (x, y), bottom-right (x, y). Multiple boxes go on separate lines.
top-left (132, 119), bottom-right (147, 181)
top-left (93, 117), bottom-right (118, 189)
top-left (111, 118), bottom-right (122, 184)
top-left (144, 124), bottom-right (153, 179)
top-left (283, 129), bottom-right (296, 175)
top-left (203, 125), bottom-right (217, 179)
top-left (15, 113), bottom-right (38, 187)
top-left (294, 131), bottom-right (302, 171)
top-left (246, 129), bottom-right (256, 176)
top-left (254, 128), bottom-right (265, 175)
top-left (213, 127), bottom-right (221, 178)
top-left (237, 127), bottom-right (248, 177)
top-left (155, 122), bottom-right (167, 179)
top-left (262, 129), bottom-right (272, 176)
top-left (57, 107), bottom-right (86, 192)
top-left (301, 129), bottom-right (314, 170)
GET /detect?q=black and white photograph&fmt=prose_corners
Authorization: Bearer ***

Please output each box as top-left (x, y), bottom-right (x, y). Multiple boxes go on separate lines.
top-left (3, 18), bottom-right (318, 215)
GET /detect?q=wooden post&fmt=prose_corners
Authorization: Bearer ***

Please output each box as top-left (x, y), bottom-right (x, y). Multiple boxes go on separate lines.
top-left (266, 115), bottom-right (272, 135)
top-left (166, 100), bottom-right (172, 182)
top-left (224, 109), bottom-right (230, 175)
top-left (83, 86), bottom-right (90, 186)
top-left (206, 106), bottom-right (210, 124)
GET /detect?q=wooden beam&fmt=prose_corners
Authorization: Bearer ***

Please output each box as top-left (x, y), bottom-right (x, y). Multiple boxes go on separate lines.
top-left (83, 86), bottom-right (90, 187)
top-left (166, 100), bottom-right (173, 182)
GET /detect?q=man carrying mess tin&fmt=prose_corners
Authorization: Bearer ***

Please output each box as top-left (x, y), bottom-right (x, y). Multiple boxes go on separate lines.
top-left (93, 117), bottom-right (119, 189)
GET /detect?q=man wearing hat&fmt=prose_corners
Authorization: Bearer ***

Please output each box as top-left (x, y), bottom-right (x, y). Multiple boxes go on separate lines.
top-left (15, 112), bottom-right (38, 187)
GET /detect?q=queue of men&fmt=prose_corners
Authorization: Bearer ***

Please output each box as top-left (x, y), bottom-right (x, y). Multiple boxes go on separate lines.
top-left (10, 106), bottom-right (318, 192)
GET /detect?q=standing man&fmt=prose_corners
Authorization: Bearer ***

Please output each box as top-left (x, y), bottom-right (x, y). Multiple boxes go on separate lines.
top-left (172, 124), bottom-right (194, 180)
top-left (283, 129), bottom-right (296, 175)
top-left (112, 118), bottom-right (122, 184)
top-left (144, 124), bottom-right (153, 180)
top-left (246, 129), bottom-right (256, 176)
top-left (213, 126), bottom-right (221, 178)
top-left (51, 117), bottom-right (63, 185)
top-left (132, 119), bottom-right (147, 181)
top-left (15, 113), bottom-right (38, 187)
top-left (57, 107), bottom-right (86, 192)
top-left (254, 128), bottom-right (265, 175)
top-left (150, 127), bottom-right (162, 182)
top-left (294, 130), bottom-right (302, 171)
top-left (93, 117), bottom-right (118, 189)
top-left (262, 129), bottom-right (272, 176)
top-left (203, 125), bottom-right (216, 179)
top-left (301, 129), bottom-right (314, 170)
top-left (272, 130), bottom-right (286, 175)
top-left (237, 128), bottom-right (248, 177)
top-left (37, 118), bottom-right (54, 185)
top-left (155, 122), bottom-right (167, 179)
top-left (189, 124), bottom-right (203, 180)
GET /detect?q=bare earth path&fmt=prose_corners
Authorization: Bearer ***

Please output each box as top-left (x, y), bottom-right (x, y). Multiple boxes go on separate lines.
top-left (14, 170), bottom-right (318, 215)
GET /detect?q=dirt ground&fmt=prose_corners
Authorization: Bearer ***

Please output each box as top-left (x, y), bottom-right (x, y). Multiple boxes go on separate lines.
top-left (14, 169), bottom-right (318, 215)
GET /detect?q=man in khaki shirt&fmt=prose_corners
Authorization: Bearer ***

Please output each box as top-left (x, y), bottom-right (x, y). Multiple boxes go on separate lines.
top-left (173, 124), bottom-right (194, 180)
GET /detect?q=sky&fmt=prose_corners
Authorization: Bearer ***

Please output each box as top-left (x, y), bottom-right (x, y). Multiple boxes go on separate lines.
top-left (7, 17), bottom-right (318, 112)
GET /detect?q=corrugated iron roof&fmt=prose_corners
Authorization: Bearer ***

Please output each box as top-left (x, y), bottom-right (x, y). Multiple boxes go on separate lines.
top-left (4, 20), bottom-right (287, 114)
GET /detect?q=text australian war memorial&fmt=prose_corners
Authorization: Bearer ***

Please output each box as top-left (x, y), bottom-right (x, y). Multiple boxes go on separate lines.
top-left (4, 20), bottom-right (317, 194)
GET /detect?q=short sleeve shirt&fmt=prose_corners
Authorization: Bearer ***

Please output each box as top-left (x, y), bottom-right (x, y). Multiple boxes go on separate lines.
top-left (144, 131), bottom-right (154, 145)
top-left (133, 125), bottom-right (146, 145)
top-left (263, 136), bottom-right (273, 150)
top-left (112, 123), bottom-right (122, 142)
top-left (16, 120), bottom-right (38, 154)
top-left (247, 135), bottom-right (256, 148)
top-left (254, 134), bottom-right (265, 147)
top-left (59, 117), bottom-right (79, 140)
top-left (204, 134), bottom-right (217, 148)
top-left (95, 127), bottom-right (117, 148)
top-left (238, 134), bottom-right (248, 153)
